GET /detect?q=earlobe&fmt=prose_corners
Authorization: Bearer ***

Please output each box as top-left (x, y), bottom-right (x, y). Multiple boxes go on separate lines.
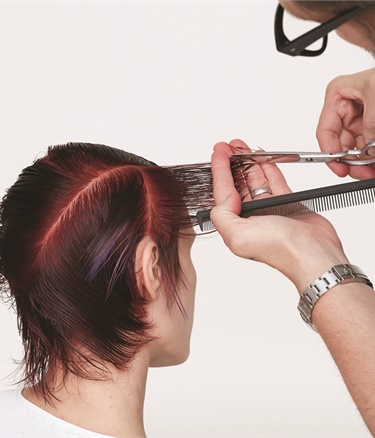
top-left (135, 237), bottom-right (161, 301)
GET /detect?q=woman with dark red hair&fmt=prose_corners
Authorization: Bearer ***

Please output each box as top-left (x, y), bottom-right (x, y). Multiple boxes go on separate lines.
top-left (0, 142), bottom-right (197, 437)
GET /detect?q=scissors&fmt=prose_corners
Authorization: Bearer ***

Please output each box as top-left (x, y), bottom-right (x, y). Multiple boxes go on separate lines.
top-left (230, 140), bottom-right (375, 166)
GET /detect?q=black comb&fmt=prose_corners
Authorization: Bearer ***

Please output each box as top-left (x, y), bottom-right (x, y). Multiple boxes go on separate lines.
top-left (197, 177), bottom-right (375, 232)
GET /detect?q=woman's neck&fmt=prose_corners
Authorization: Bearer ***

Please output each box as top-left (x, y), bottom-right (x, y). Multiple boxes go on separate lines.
top-left (22, 353), bottom-right (150, 437)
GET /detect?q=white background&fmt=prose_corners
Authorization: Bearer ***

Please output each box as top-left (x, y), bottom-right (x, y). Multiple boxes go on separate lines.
top-left (0, 1), bottom-right (374, 436)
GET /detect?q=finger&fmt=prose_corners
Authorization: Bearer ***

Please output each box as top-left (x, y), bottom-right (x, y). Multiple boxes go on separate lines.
top-left (246, 163), bottom-right (270, 200)
top-left (316, 88), bottom-right (354, 177)
top-left (210, 203), bottom-right (246, 241)
top-left (361, 70), bottom-right (375, 145)
top-left (260, 162), bottom-right (292, 196)
top-left (336, 125), bottom-right (375, 178)
top-left (324, 161), bottom-right (349, 177)
top-left (355, 134), bottom-right (365, 150)
top-left (248, 146), bottom-right (292, 196)
top-left (363, 107), bottom-right (375, 147)
top-left (317, 114), bottom-right (350, 177)
top-left (348, 165), bottom-right (375, 180)
top-left (228, 140), bottom-right (292, 198)
top-left (227, 138), bottom-right (251, 153)
top-left (316, 91), bottom-right (344, 154)
top-left (227, 140), bottom-right (271, 200)
top-left (211, 142), bottom-right (242, 214)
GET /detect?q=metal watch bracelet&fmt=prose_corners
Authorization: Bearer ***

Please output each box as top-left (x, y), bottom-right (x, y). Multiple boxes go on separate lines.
top-left (298, 264), bottom-right (373, 331)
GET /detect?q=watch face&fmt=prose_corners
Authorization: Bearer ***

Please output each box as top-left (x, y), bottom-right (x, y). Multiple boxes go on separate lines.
top-left (332, 264), bottom-right (354, 280)
top-left (341, 266), bottom-right (352, 275)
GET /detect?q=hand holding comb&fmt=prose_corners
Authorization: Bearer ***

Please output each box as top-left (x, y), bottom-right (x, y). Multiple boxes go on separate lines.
top-left (197, 177), bottom-right (375, 232)
top-left (196, 141), bottom-right (375, 232)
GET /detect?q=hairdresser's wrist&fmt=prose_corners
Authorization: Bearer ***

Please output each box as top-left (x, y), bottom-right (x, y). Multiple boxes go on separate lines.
top-left (312, 281), bottom-right (375, 333)
top-left (293, 257), bottom-right (351, 295)
top-left (281, 239), bottom-right (350, 294)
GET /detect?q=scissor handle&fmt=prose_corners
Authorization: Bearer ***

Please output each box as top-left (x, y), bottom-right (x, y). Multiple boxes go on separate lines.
top-left (363, 140), bottom-right (375, 157)
top-left (339, 140), bottom-right (375, 165)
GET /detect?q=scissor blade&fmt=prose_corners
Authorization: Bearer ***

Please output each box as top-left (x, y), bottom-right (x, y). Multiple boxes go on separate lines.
top-left (230, 151), bottom-right (336, 164)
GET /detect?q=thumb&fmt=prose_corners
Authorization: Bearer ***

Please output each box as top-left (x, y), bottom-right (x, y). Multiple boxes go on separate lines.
top-left (210, 190), bottom-right (242, 233)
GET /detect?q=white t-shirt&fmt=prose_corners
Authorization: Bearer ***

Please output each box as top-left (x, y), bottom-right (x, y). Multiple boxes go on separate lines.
top-left (0, 389), bottom-right (114, 437)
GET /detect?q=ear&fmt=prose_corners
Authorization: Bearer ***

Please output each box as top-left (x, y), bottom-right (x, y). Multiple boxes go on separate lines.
top-left (135, 236), bottom-right (162, 301)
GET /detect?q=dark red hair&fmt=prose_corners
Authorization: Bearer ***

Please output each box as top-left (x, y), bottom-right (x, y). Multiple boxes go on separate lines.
top-left (0, 143), bottom-right (203, 399)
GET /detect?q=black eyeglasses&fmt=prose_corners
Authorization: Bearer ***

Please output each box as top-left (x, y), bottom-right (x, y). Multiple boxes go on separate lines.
top-left (275, 3), bottom-right (365, 57)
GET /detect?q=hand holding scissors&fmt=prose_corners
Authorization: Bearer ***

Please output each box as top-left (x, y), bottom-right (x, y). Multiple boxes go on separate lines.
top-left (231, 140), bottom-right (375, 166)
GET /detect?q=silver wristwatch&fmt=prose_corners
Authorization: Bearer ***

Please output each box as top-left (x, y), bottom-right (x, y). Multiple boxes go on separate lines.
top-left (298, 264), bottom-right (373, 331)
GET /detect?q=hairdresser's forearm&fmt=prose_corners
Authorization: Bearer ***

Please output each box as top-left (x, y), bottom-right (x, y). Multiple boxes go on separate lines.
top-left (313, 282), bottom-right (375, 434)
top-left (210, 140), bottom-right (375, 430)
top-left (285, 246), bottom-right (375, 432)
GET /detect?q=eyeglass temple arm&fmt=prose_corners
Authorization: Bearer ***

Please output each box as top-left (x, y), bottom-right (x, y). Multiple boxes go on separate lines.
top-left (275, 4), bottom-right (363, 56)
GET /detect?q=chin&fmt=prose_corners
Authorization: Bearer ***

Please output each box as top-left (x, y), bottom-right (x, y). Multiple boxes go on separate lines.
top-left (150, 347), bottom-right (190, 368)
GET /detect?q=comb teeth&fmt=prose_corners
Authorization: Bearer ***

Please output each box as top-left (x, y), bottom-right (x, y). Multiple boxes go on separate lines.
top-left (197, 178), bottom-right (375, 232)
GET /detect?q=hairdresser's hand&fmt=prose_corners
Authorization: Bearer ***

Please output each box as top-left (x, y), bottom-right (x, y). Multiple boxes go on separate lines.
top-left (317, 68), bottom-right (375, 180)
top-left (211, 139), bottom-right (349, 293)
top-left (212, 141), bottom-right (375, 435)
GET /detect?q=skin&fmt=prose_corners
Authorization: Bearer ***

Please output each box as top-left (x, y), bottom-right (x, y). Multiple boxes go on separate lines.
top-left (280, 0), bottom-right (375, 180)
top-left (7, 3), bottom-right (375, 435)
top-left (280, 0), bottom-right (374, 51)
top-left (207, 2), bottom-right (375, 430)
top-left (22, 232), bottom-right (196, 437)
top-left (211, 139), bottom-right (375, 434)
top-left (211, 139), bottom-right (348, 291)
top-left (317, 68), bottom-right (375, 179)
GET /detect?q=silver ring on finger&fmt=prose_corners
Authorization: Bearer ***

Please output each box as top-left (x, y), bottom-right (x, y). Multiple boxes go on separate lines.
top-left (250, 187), bottom-right (272, 198)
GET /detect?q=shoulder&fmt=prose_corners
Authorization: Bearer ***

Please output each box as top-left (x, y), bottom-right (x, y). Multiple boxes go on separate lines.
top-left (0, 389), bottom-right (115, 437)
top-left (0, 389), bottom-right (32, 434)
top-left (0, 389), bottom-right (93, 436)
